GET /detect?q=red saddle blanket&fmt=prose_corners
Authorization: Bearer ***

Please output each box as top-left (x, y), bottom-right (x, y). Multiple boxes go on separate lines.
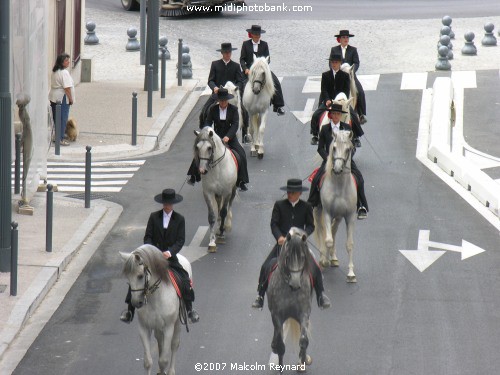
top-left (228, 148), bottom-right (239, 171)
top-left (308, 168), bottom-right (357, 190)
top-left (167, 269), bottom-right (183, 299)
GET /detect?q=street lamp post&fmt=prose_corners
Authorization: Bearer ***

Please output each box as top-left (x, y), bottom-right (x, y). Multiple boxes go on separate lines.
top-left (0, 0), bottom-right (12, 271)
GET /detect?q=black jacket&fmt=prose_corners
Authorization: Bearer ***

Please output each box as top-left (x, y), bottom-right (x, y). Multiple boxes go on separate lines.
top-left (319, 69), bottom-right (350, 106)
top-left (203, 103), bottom-right (239, 147)
top-left (208, 59), bottom-right (244, 91)
top-left (144, 210), bottom-right (185, 260)
top-left (240, 39), bottom-right (270, 71)
top-left (330, 45), bottom-right (360, 73)
top-left (270, 199), bottom-right (314, 241)
top-left (317, 121), bottom-right (352, 162)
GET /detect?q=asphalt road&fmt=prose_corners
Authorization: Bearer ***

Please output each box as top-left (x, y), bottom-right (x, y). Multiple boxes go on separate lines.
top-left (89, 0), bottom-right (500, 19)
top-left (14, 74), bottom-right (500, 374)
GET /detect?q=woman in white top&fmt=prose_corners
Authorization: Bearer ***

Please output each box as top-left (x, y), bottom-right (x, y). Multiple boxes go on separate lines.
top-left (49, 53), bottom-right (75, 146)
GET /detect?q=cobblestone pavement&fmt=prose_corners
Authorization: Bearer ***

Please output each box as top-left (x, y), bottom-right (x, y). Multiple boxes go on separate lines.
top-left (85, 7), bottom-right (499, 81)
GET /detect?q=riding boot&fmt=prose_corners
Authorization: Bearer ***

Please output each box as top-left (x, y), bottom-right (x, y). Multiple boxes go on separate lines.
top-left (252, 284), bottom-right (266, 309)
top-left (311, 263), bottom-right (331, 310)
top-left (120, 287), bottom-right (135, 323)
top-left (184, 299), bottom-right (199, 323)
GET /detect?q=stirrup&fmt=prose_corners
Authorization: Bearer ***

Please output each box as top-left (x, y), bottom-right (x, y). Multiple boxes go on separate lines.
top-left (120, 309), bottom-right (133, 323)
top-left (251, 295), bottom-right (264, 309)
top-left (188, 310), bottom-right (200, 323)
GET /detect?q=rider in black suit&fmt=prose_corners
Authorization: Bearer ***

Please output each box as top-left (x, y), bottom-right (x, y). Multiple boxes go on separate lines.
top-left (251, 178), bottom-right (331, 311)
top-left (240, 25), bottom-right (286, 116)
top-left (308, 104), bottom-right (368, 219)
top-left (120, 189), bottom-right (200, 324)
top-left (310, 52), bottom-right (350, 145)
top-left (331, 30), bottom-right (368, 125)
top-left (199, 43), bottom-right (245, 127)
top-left (188, 88), bottom-right (249, 191)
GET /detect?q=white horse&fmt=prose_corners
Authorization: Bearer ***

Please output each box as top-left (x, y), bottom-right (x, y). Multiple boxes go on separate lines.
top-left (194, 126), bottom-right (237, 252)
top-left (120, 245), bottom-right (192, 375)
top-left (242, 55), bottom-right (275, 159)
top-left (313, 130), bottom-right (358, 282)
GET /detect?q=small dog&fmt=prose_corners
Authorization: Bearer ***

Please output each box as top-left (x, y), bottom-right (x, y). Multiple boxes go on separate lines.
top-left (65, 118), bottom-right (79, 141)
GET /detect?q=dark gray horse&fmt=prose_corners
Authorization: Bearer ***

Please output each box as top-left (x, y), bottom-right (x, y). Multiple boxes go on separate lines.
top-left (267, 227), bottom-right (314, 372)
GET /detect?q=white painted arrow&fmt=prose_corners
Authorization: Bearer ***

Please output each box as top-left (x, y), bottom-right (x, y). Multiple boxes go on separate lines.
top-left (399, 230), bottom-right (486, 272)
top-left (399, 230), bottom-right (445, 272)
top-left (291, 98), bottom-right (315, 124)
top-left (182, 226), bottom-right (209, 263)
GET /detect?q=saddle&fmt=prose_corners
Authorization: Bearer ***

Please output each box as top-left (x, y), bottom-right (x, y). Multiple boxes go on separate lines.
top-left (308, 168), bottom-right (357, 190)
top-left (167, 268), bottom-right (193, 301)
top-left (228, 148), bottom-right (239, 171)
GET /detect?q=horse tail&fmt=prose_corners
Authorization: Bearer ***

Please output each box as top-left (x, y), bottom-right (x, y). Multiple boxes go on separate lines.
top-left (349, 68), bottom-right (358, 110)
top-left (284, 318), bottom-right (302, 348)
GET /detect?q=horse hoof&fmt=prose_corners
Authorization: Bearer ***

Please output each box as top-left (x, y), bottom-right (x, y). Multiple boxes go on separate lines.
top-left (215, 236), bottom-right (225, 244)
top-left (305, 354), bottom-right (312, 365)
top-left (319, 260), bottom-right (330, 268)
top-left (208, 245), bottom-right (217, 253)
top-left (347, 275), bottom-right (357, 283)
top-left (330, 259), bottom-right (339, 267)
top-left (250, 150), bottom-right (257, 157)
top-left (257, 153), bottom-right (264, 159)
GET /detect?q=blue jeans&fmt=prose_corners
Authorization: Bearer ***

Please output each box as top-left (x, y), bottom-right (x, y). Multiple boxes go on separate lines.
top-left (50, 95), bottom-right (70, 141)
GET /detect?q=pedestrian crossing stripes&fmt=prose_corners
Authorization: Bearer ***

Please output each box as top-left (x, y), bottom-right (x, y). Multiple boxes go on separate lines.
top-left (11, 160), bottom-right (146, 193)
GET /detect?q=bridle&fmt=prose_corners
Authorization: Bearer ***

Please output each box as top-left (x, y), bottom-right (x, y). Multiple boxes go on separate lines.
top-left (251, 68), bottom-right (266, 93)
top-left (197, 137), bottom-right (227, 170)
top-left (280, 242), bottom-right (306, 286)
top-left (129, 264), bottom-right (161, 305)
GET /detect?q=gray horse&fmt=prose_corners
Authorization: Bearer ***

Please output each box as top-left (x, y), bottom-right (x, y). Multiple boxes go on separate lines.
top-left (267, 227), bottom-right (314, 373)
top-left (313, 130), bottom-right (358, 282)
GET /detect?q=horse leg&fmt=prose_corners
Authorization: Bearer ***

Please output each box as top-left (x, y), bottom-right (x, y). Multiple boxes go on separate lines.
top-left (322, 210), bottom-right (334, 268)
top-left (203, 193), bottom-right (217, 252)
top-left (217, 203), bottom-right (228, 239)
top-left (346, 219), bottom-right (356, 283)
top-left (155, 323), bottom-right (175, 375)
top-left (250, 114), bottom-right (258, 157)
top-left (271, 316), bottom-right (285, 369)
top-left (257, 112), bottom-right (268, 159)
top-left (330, 219), bottom-right (341, 267)
top-left (167, 320), bottom-right (181, 375)
top-left (314, 207), bottom-right (329, 268)
top-left (138, 323), bottom-right (153, 375)
top-left (298, 318), bottom-right (311, 372)
top-left (224, 188), bottom-right (237, 233)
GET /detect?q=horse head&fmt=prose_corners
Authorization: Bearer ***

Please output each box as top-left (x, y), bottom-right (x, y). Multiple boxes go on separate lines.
top-left (328, 130), bottom-right (353, 175)
top-left (120, 245), bottom-right (168, 308)
top-left (248, 56), bottom-right (274, 96)
top-left (193, 127), bottom-right (219, 175)
top-left (279, 227), bottom-right (310, 291)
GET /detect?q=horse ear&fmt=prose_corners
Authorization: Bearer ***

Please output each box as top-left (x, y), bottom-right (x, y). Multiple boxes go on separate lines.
top-left (134, 253), bottom-right (143, 265)
top-left (349, 131), bottom-right (353, 140)
top-left (286, 232), bottom-right (291, 241)
top-left (194, 130), bottom-right (200, 136)
top-left (209, 130), bottom-right (214, 138)
top-left (266, 56), bottom-right (270, 64)
top-left (119, 251), bottom-right (130, 261)
top-left (302, 234), bottom-right (307, 242)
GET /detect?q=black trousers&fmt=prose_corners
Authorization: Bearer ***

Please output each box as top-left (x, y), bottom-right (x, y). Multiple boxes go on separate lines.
top-left (270, 71), bottom-right (284, 108)
top-left (187, 143), bottom-right (249, 185)
top-left (256, 244), bottom-right (324, 297)
top-left (354, 74), bottom-right (367, 117)
top-left (307, 160), bottom-right (368, 211)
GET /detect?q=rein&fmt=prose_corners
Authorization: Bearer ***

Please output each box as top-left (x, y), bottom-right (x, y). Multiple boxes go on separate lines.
top-left (129, 265), bottom-right (161, 305)
top-left (197, 137), bottom-right (227, 170)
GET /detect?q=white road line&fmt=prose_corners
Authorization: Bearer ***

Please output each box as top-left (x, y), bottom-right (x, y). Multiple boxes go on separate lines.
top-left (357, 74), bottom-right (380, 91)
top-left (42, 173), bottom-right (134, 179)
top-left (44, 180), bottom-right (129, 186)
top-left (401, 72), bottom-right (428, 90)
top-left (46, 167), bottom-right (140, 173)
top-left (56, 186), bottom-right (122, 192)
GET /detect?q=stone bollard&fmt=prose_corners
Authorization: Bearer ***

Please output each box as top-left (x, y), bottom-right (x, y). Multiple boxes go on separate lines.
top-left (126, 27), bottom-right (140, 51)
top-left (436, 45), bottom-right (451, 70)
top-left (440, 26), bottom-right (453, 50)
top-left (462, 32), bottom-right (477, 55)
top-left (438, 35), bottom-right (453, 60)
top-left (159, 36), bottom-right (171, 59)
top-left (481, 23), bottom-right (497, 46)
top-left (181, 53), bottom-right (193, 78)
top-left (182, 45), bottom-right (192, 69)
top-left (442, 15), bottom-right (455, 39)
top-left (84, 21), bottom-right (99, 45)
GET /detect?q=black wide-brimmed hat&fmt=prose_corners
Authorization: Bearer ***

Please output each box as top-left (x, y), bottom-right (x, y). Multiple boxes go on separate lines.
top-left (216, 42), bottom-right (237, 52)
top-left (211, 87), bottom-right (234, 101)
top-left (280, 178), bottom-right (309, 192)
top-left (327, 52), bottom-right (343, 61)
top-left (154, 189), bottom-right (183, 204)
top-left (335, 30), bottom-right (355, 38)
top-left (327, 103), bottom-right (348, 114)
top-left (246, 25), bottom-right (266, 35)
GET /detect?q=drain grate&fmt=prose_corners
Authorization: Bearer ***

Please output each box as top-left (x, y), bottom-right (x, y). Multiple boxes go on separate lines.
top-left (66, 193), bottom-right (112, 201)
top-left (0, 285), bottom-right (7, 293)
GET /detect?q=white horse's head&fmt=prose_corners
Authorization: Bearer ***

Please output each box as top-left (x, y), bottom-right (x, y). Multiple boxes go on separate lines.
top-left (332, 92), bottom-right (354, 123)
top-left (326, 130), bottom-right (353, 175)
top-left (193, 127), bottom-right (223, 175)
top-left (248, 56), bottom-right (274, 96)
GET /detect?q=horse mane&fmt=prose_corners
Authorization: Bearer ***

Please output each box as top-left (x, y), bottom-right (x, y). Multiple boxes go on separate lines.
top-left (123, 244), bottom-right (171, 285)
top-left (325, 130), bottom-right (352, 177)
top-left (279, 227), bottom-right (310, 272)
top-left (224, 81), bottom-right (243, 127)
top-left (249, 57), bottom-right (275, 97)
top-left (340, 63), bottom-right (358, 110)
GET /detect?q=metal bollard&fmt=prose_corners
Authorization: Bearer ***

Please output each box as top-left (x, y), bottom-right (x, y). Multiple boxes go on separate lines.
top-left (46, 184), bottom-right (53, 252)
top-left (15, 133), bottom-right (21, 194)
top-left (55, 100), bottom-right (61, 155)
top-left (177, 39), bottom-right (183, 86)
top-left (132, 92), bottom-right (138, 145)
top-left (161, 48), bottom-right (166, 99)
top-left (10, 221), bottom-right (18, 296)
top-left (147, 64), bottom-right (153, 118)
top-left (85, 146), bottom-right (92, 208)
